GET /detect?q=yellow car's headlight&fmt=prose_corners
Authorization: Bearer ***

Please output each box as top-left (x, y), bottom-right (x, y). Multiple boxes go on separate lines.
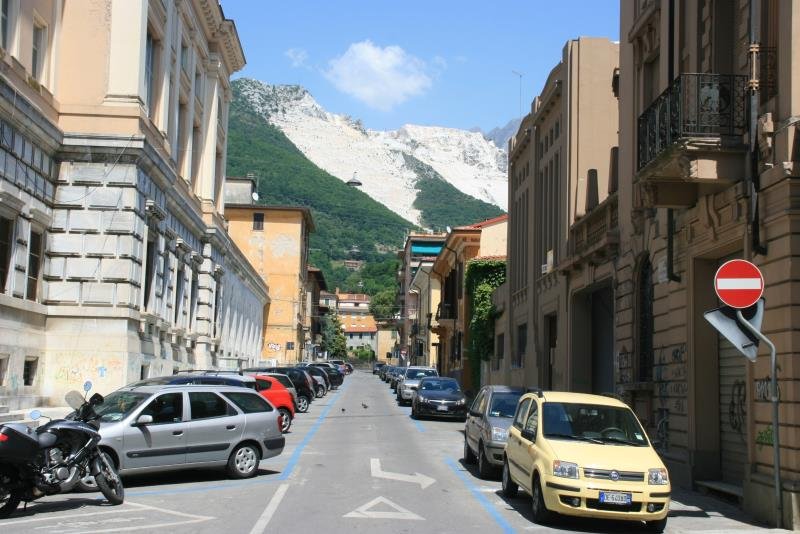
top-left (553, 460), bottom-right (579, 479)
top-left (648, 468), bottom-right (669, 485)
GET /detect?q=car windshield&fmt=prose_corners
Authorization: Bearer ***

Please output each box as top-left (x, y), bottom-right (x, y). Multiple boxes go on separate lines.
top-left (271, 375), bottom-right (294, 389)
top-left (542, 402), bottom-right (648, 446)
top-left (92, 391), bottom-right (150, 422)
top-left (405, 369), bottom-right (437, 379)
top-left (419, 379), bottom-right (459, 392)
top-left (488, 392), bottom-right (523, 418)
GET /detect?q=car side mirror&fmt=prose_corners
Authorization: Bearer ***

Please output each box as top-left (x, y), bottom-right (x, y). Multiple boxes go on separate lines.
top-left (469, 409), bottom-right (481, 417)
top-left (89, 393), bottom-right (104, 406)
top-left (134, 414), bottom-right (153, 426)
top-left (521, 429), bottom-right (536, 442)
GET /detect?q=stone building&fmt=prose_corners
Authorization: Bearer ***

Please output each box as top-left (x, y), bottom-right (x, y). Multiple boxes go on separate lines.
top-left (408, 265), bottom-right (440, 368)
top-left (616, 0), bottom-right (798, 526)
top-left (0, 0), bottom-right (267, 408)
top-left (501, 37), bottom-right (619, 391)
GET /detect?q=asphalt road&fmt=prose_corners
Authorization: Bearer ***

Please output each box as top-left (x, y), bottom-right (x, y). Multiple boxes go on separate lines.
top-left (0, 371), bottom-right (785, 533)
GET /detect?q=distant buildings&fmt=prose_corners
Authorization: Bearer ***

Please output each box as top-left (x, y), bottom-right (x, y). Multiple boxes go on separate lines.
top-left (0, 0), bottom-right (266, 408)
top-left (225, 176), bottom-right (315, 364)
top-left (336, 291), bottom-right (377, 354)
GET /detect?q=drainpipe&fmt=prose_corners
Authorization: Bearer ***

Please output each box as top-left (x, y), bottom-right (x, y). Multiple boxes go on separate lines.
top-left (666, 0), bottom-right (681, 282)
top-left (748, 0), bottom-right (767, 257)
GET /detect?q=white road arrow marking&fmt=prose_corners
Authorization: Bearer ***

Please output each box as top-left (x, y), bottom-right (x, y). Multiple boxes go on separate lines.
top-left (370, 458), bottom-right (436, 489)
top-left (343, 496), bottom-right (424, 520)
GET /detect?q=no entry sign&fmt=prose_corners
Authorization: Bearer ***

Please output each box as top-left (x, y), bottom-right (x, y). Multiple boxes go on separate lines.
top-left (714, 259), bottom-right (764, 309)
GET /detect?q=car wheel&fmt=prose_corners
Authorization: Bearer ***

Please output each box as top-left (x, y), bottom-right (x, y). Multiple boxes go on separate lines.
top-left (463, 435), bottom-right (476, 464)
top-left (315, 384), bottom-right (325, 398)
top-left (645, 518), bottom-right (667, 533)
top-left (227, 443), bottom-right (260, 479)
top-left (501, 459), bottom-right (518, 498)
top-left (297, 395), bottom-right (310, 413)
top-left (278, 408), bottom-right (292, 433)
top-left (531, 474), bottom-right (552, 524)
top-left (478, 443), bottom-right (494, 480)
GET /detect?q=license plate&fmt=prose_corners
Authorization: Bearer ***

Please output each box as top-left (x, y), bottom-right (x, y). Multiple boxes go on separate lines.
top-left (436, 405), bottom-right (449, 412)
top-left (599, 492), bottom-right (632, 505)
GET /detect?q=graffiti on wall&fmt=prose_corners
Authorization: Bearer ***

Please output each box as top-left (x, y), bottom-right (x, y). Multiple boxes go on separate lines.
top-left (267, 343), bottom-right (281, 352)
top-left (754, 376), bottom-right (780, 402)
top-left (728, 379), bottom-right (747, 435)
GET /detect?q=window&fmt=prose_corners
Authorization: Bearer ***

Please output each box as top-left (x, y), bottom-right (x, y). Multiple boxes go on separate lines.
top-left (31, 22), bottom-right (46, 82)
top-left (554, 120), bottom-right (560, 139)
top-left (253, 212), bottom-right (264, 230)
top-left (514, 323), bottom-right (526, 368)
top-left (174, 263), bottom-right (185, 325)
top-left (188, 271), bottom-right (198, 330)
top-left (0, 356), bottom-right (6, 385)
top-left (144, 32), bottom-right (156, 113)
top-left (141, 393), bottom-right (183, 424)
top-left (194, 70), bottom-right (203, 100)
top-left (26, 230), bottom-right (42, 301)
top-left (189, 392), bottom-right (235, 420)
top-left (0, 216), bottom-right (12, 293)
top-left (512, 398), bottom-right (531, 429)
top-left (1, 0), bottom-right (10, 50)
top-left (223, 392), bottom-right (273, 413)
top-left (469, 390), bottom-right (485, 414)
top-left (637, 256), bottom-right (654, 381)
top-left (524, 402), bottom-right (539, 435)
top-left (180, 43), bottom-right (189, 73)
top-left (142, 236), bottom-right (156, 311)
top-left (255, 379), bottom-right (272, 392)
top-left (23, 357), bottom-right (37, 386)
top-left (140, 364), bottom-right (149, 380)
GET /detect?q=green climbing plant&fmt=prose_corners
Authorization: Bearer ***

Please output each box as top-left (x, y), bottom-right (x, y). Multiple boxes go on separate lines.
top-left (464, 259), bottom-right (507, 388)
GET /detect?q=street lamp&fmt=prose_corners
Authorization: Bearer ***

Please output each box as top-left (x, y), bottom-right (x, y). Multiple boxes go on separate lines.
top-left (346, 171), bottom-right (362, 187)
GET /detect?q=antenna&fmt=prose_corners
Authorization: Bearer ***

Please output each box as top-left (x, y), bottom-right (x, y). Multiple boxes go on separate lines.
top-left (511, 70), bottom-right (523, 118)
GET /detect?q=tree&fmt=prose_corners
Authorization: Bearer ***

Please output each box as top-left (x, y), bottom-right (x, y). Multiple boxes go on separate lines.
top-left (321, 314), bottom-right (347, 359)
top-left (370, 289), bottom-right (397, 321)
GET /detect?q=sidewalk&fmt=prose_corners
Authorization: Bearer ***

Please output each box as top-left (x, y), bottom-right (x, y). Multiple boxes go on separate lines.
top-left (670, 488), bottom-right (790, 532)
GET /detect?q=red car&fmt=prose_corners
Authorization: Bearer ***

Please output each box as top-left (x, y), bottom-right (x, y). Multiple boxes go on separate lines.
top-left (254, 374), bottom-right (295, 433)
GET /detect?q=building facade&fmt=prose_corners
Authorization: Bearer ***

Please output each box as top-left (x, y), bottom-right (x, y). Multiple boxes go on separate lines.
top-left (335, 292), bottom-right (377, 354)
top-left (615, 0), bottom-right (798, 526)
top-left (225, 192), bottom-right (314, 364)
top-left (395, 232), bottom-right (446, 365)
top-left (0, 0), bottom-right (267, 408)
top-left (304, 267), bottom-right (326, 360)
top-left (409, 265), bottom-right (440, 367)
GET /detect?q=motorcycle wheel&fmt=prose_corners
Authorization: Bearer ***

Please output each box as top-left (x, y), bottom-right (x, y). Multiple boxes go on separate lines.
top-left (94, 453), bottom-right (124, 505)
top-left (0, 468), bottom-right (21, 519)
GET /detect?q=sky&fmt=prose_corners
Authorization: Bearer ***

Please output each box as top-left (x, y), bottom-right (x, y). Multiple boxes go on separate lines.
top-left (222, 1), bottom-right (620, 133)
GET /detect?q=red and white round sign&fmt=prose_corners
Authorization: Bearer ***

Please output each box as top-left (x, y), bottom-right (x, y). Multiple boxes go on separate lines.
top-left (714, 259), bottom-right (764, 309)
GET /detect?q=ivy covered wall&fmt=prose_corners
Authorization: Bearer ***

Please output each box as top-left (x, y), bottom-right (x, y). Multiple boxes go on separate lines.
top-left (464, 259), bottom-right (507, 388)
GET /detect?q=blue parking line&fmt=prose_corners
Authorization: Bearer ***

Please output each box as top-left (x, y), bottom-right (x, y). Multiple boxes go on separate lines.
top-left (124, 383), bottom-right (348, 496)
top-left (444, 457), bottom-right (516, 534)
top-left (412, 418), bottom-right (425, 433)
top-left (278, 382), bottom-right (347, 480)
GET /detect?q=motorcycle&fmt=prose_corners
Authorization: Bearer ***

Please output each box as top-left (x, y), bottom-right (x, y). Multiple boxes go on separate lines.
top-left (0, 381), bottom-right (124, 518)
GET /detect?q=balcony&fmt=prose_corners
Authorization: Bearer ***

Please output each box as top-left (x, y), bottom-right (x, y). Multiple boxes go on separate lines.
top-left (560, 195), bottom-right (619, 272)
top-left (432, 302), bottom-right (456, 334)
top-left (636, 73), bottom-right (748, 208)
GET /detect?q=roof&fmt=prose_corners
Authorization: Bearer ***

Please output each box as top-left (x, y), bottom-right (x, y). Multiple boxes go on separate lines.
top-left (526, 391), bottom-right (628, 407)
top-left (342, 314), bottom-right (378, 333)
top-left (337, 292), bottom-right (370, 302)
top-left (307, 266), bottom-right (327, 290)
top-left (457, 214), bottom-right (509, 230)
top-left (472, 255), bottom-right (507, 262)
top-left (224, 204), bottom-right (315, 232)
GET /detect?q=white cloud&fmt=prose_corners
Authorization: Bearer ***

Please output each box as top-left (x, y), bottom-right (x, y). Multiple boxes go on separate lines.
top-left (324, 40), bottom-right (433, 111)
top-left (285, 48), bottom-right (309, 68)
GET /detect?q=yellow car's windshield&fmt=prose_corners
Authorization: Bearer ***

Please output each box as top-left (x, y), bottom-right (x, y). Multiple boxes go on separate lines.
top-left (542, 402), bottom-right (648, 446)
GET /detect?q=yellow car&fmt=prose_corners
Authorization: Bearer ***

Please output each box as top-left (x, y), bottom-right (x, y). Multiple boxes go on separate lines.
top-left (501, 391), bottom-right (670, 532)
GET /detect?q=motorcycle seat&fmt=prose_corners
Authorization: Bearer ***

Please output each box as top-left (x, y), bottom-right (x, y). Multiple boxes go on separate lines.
top-left (37, 431), bottom-right (57, 448)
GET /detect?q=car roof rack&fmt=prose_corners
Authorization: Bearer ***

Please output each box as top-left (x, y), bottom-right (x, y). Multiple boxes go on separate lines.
top-left (525, 387), bottom-right (544, 398)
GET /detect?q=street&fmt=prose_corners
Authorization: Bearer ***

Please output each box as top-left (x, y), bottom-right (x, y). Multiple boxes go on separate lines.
top-left (1, 371), bottom-right (784, 534)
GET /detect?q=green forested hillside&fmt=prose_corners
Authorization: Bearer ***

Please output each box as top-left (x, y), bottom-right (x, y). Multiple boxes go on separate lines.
top-left (227, 80), bottom-right (413, 293)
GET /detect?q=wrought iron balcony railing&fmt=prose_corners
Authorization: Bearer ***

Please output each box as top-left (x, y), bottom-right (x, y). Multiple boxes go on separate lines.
top-left (434, 302), bottom-right (455, 321)
top-left (637, 73), bottom-right (748, 171)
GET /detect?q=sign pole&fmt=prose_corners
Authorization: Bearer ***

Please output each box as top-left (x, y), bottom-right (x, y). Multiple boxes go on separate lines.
top-left (735, 310), bottom-right (781, 529)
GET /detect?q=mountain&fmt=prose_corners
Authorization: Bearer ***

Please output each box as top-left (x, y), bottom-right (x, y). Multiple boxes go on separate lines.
top-left (484, 117), bottom-right (522, 150)
top-left (227, 81), bottom-right (414, 294)
top-left (234, 79), bottom-right (507, 227)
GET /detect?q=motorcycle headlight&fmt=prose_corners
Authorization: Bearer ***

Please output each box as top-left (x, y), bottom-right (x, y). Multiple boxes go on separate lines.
top-left (491, 426), bottom-right (508, 442)
top-left (648, 468), bottom-right (669, 485)
top-left (553, 460), bottom-right (579, 479)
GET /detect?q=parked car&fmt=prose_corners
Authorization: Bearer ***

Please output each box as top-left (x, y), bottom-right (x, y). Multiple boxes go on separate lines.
top-left (130, 371), bottom-right (256, 389)
top-left (344, 363), bottom-right (354, 374)
top-left (297, 365), bottom-right (330, 397)
top-left (87, 384), bottom-right (285, 481)
top-left (501, 391), bottom-right (670, 532)
top-left (379, 365), bottom-right (392, 381)
top-left (253, 375), bottom-right (295, 433)
top-left (410, 377), bottom-right (467, 420)
top-left (382, 366), bottom-right (396, 382)
top-left (373, 362), bottom-right (386, 375)
top-left (245, 367), bottom-right (314, 413)
top-left (463, 385), bottom-right (525, 479)
top-left (259, 373), bottom-right (298, 409)
top-left (328, 359), bottom-right (348, 374)
top-left (396, 367), bottom-right (439, 404)
top-left (389, 367), bottom-right (405, 390)
top-left (309, 363), bottom-right (344, 389)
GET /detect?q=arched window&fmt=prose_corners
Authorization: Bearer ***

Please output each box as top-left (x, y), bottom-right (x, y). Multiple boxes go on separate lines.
top-left (637, 255), bottom-right (654, 382)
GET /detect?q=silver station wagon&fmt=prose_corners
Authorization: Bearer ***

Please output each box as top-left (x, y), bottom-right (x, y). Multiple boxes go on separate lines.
top-left (83, 384), bottom-right (285, 481)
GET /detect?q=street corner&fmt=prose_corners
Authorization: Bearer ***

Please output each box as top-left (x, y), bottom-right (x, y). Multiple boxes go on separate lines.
top-left (0, 499), bottom-right (214, 533)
